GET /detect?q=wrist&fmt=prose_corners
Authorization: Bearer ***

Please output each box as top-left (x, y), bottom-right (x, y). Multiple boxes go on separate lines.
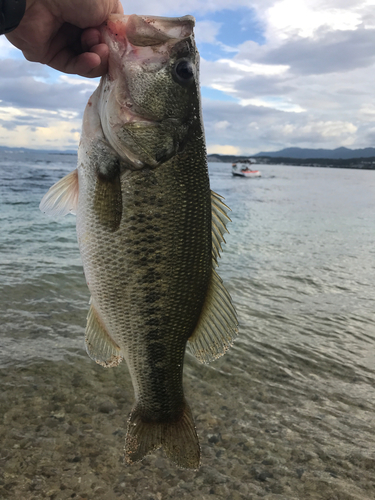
top-left (0, 0), bottom-right (27, 34)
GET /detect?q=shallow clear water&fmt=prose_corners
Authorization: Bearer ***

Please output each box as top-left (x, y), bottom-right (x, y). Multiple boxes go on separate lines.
top-left (1, 152), bottom-right (375, 499)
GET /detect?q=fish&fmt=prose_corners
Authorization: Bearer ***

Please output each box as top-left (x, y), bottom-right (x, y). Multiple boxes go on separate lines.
top-left (39, 13), bottom-right (238, 469)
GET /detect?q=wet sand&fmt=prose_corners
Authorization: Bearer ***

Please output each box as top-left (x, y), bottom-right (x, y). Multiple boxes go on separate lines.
top-left (1, 354), bottom-right (374, 500)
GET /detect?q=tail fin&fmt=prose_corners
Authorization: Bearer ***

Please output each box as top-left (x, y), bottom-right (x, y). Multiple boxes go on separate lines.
top-left (124, 401), bottom-right (200, 469)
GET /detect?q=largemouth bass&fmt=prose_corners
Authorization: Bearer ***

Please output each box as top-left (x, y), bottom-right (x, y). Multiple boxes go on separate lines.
top-left (40, 14), bottom-right (238, 469)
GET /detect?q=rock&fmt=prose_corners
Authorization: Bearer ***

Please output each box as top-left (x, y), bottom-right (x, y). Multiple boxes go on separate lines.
top-left (201, 466), bottom-right (229, 485)
top-left (73, 403), bottom-right (90, 415)
top-left (66, 425), bottom-right (77, 435)
top-left (296, 468), bottom-right (305, 479)
top-left (98, 401), bottom-right (116, 413)
top-left (262, 457), bottom-right (278, 466)
top-left (257, 470), bottom-right (274, 482)
top-left (207, 434), bottom-right (221, 444)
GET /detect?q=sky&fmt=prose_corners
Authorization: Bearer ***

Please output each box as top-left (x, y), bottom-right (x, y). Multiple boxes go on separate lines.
top-left (1, 0), bottom-right (375, 155)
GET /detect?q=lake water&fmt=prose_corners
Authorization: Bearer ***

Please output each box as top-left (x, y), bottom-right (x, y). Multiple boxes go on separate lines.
top-left (1, 151), bottom-right (375, 500)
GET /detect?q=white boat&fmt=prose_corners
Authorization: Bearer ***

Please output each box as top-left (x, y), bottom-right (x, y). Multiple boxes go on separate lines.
top-left (232, 163), bottom-right (261, 178)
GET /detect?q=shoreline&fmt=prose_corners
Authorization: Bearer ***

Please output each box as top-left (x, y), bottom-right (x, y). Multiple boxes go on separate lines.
top-left (208, 157), bottom-right (375, 170)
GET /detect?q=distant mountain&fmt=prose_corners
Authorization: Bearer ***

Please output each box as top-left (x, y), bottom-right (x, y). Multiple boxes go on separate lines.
top-left (0, 145), bottom-right (77, 154)
top-left (207, 154), bottom-right (249, 163)
top-left (254, 147), bottom-right (375, 159)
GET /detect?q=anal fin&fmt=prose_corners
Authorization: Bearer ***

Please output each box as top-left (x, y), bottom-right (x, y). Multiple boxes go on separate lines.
top-left (188, 269), bottom-right (238, 364)
top-left (85, 303), bottom-right (123, 367)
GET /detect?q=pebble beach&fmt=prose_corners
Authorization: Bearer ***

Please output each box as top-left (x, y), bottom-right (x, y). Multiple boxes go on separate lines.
top-left (1, 352), bottom-right (375, 500)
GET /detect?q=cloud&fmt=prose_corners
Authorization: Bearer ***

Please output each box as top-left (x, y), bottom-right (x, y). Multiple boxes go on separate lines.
top-left (0, 70), bottom-right (96, 111)
top-left (195, 20), bottom-right (222, 44)
top-left (217, 59), bottom-right (289, 76)
top-left (239, 97), bottom-right (305, 113)
top-left (58, 75), bottom-right (98, 88)
top-left (0, 107), bottom-right (81, 149)
top-left (213, 120), bottom-right (230, 131)
top-left (207, 144), bottom-right (240, 155)
top-left (196, 0), bottom-right (375, 153)
top-left (264, 120), bottom-right (358, 144)
top-left (202, 98), bottom-right (360, 154)
top-left (242, 27), bottom-right (375, 76)
top-left (0, 37), bottom-right (19, 58)
top-left (264, 0), bottom-right (362, 40)
top-left (1, 0), bottom-right (375, 153)
top-left (0, 58), bottom-right (49, 78)
top-left (118, 0), bottom-right (258, 16)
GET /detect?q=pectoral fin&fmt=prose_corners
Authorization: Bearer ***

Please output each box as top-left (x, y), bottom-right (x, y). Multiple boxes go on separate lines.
top-left (85, 303), bottom-right (123, 367)
top-left (39, 169), bottom-right (79, 216)
top-left (91, 146), bottom-right (123, 231)
top-left (188, 269), bottom-right (238, 364)
top-left (94, 172), bottom-right (122, 231)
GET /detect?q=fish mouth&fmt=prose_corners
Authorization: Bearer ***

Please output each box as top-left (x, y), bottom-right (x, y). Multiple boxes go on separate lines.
top-left (101, 14), bottom-right (195, 49)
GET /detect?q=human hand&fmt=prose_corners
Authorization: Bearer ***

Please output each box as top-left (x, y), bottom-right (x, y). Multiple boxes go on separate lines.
top-left (6, 0), bottom-right (124, 77)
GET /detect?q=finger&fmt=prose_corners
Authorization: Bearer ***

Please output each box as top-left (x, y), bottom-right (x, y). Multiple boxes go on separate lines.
top-left (43, 24), bottom-right (108, 77)
top-left (114, 1), bottom-right (124, 14)
top-left (87, 43), bottom-right (110, 76)
top-left (51, 43), bottom-right (109, 77)
top-left (81, 28), bottom-right (101, 52)
top-left (48, 48), bottom-right (109, 78)
top-left (90, 43), bottom-right (109, 62)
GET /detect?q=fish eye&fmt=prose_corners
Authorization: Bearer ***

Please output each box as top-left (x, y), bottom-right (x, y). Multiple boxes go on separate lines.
top-left (173, 59), bottom-right (195, 85)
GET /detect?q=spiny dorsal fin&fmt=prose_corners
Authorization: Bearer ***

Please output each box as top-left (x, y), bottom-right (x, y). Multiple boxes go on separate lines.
top-left (85, 303), bottom-right (123, 368)
top-left (39, 169), bottom-right (79, 216)
top-left (211, 190), bottom-right (231, 267)
top-left (188, 269), bottom-right (238, 364)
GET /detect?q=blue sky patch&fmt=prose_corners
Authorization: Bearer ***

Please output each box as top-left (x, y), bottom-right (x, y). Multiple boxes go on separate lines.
top-left (194, 7), bottom-right (265, 61)
top-left (200, 86), bottom-right (238, 102)
top-left (206, 8), bottom-right (265, 46)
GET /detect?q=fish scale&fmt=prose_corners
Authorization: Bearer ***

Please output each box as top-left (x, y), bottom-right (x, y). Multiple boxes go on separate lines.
top-left (39, 13), bottom-right (238, 469)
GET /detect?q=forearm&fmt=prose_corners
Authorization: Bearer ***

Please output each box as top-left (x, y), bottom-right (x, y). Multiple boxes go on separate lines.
top-left (0, 0), bottom-right (26, 34)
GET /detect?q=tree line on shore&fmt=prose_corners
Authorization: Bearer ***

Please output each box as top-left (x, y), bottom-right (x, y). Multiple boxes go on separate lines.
top-left (207, 154), bottom-right (375, 169)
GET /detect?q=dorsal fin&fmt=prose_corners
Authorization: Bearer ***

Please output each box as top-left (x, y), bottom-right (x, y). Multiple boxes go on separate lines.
top-left (39, 169), bottom-right (79, 216)
top-left (211, 191), bottom-right (231, 267)
top-left (188, 191), bottom-right (238, 363)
